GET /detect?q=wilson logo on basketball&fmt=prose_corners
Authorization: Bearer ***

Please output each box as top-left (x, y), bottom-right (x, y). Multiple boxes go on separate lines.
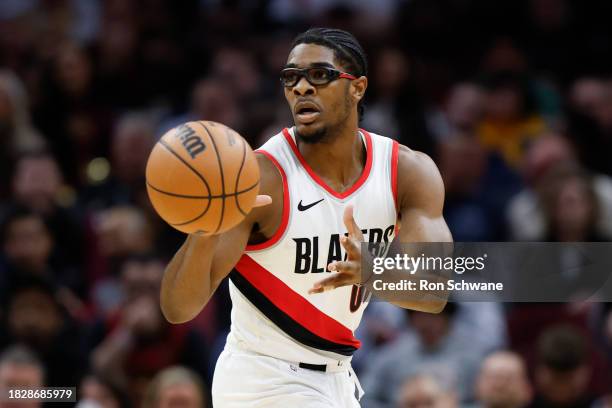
top-left (176, 124), bottom-right (206, 158)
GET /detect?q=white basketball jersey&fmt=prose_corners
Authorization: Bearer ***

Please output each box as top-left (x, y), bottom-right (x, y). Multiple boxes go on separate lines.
top-left (228, 127), bottom-right (399, 365)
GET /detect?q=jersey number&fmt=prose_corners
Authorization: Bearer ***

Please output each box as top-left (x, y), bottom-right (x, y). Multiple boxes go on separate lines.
top-left (349, 285), bottom-right (368, 313)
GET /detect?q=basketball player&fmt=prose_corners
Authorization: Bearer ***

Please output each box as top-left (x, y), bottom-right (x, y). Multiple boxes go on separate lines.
top-left (160, 28), bottom-right (453, 407)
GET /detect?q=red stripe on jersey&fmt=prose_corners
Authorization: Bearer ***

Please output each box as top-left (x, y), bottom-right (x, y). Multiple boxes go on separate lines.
top-left (391, 140), bottom-right (399, 211)
top-left (235, 254), bottom-right (361, 348)
top-left (245, 150), bottom-right (290, 251)
top-left (282, 128), bottom-right (373, 199)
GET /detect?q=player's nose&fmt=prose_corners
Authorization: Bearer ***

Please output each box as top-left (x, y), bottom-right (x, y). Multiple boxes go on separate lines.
top-left (292, 76), bottom-right (315, 96)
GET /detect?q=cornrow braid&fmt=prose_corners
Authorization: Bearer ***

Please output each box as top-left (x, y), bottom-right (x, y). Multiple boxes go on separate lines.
top-left (291, 28), bottom-right (368, 121)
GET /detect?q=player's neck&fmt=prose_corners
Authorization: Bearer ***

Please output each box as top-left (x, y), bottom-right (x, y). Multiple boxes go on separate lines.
top-left (296, 122), bottom-right (365, 190)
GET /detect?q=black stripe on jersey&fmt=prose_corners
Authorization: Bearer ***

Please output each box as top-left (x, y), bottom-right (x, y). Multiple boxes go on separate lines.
top-left (229, 270), bottom-right (358, 356)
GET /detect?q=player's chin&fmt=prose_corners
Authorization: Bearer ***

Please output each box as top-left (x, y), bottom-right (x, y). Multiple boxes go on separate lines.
top-left (294, 119), bottom-right (324, 136)
top-left (295, 124), bottom-right (327, 143)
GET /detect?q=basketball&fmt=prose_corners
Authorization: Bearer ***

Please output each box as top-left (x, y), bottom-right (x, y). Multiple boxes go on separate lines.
top-left (145, 121), bottom-right (260, 234)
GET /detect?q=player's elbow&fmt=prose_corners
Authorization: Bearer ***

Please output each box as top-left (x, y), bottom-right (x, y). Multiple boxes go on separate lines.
top-left (160, 300), bottom-right (200, 324)
top-left (162, 308), bottom-right (196, 324)
top-left (392, 298), bottom-right (448, 313)
top-left (427, 299), bottom-right (448, 314)
top-left (162, 310), bottom-right (188, 324)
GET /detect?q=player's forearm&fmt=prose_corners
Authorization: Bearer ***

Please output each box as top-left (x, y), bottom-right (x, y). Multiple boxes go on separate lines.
top-left (382, 267), bottom-right (449, 312)
top-left (378, 233), bottom-right (452, 313)
top-left (160, 234), bottom-right (220, 323)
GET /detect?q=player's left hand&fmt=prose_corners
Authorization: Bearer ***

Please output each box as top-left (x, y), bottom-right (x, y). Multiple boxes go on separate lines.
top-left (309, 205), bottom-right (363, 294)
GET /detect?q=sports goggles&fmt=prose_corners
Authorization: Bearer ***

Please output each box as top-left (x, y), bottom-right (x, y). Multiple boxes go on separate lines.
top-left (280, 67), bottom-right (357, 87)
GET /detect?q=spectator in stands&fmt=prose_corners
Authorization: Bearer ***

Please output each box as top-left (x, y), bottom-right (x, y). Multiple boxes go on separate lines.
top-left (600, 303), bottom-right (612, 361)
top-left (362, 47), bottom-right (410, 139)
top-left (436, 81), bottom-right (525, 240)
top-left (1, 206), bottom-right (53, 277)
top-left (211, 47), bottom-right (261, 103)
top-left (80, 113), bottom-right (156, 211)
top-left (538, 163), bottom-right (606, 242)
top-left (0, 205), bottom-right (85, 310)
top-left (0, 274), bottom-right (84, 387)
top-left (11, 150), bottom-right (66, 215)
top-left (94, 2), bottom-right (141, 109)
top-left (473, 351), bottom-right (532, 408)
top-left (530, 325), bottom-right (596, 408)
top-left (353, 302), bottom-right (407, 373)
top-left (507, 304), bottom-right (610, 398)
top-left (566, 77), bottom-right (612, 177)
top-left (0, 70), bottom-right (45, 198)
top-left (88, 254), bottom-right (209, 407)
top-left (569, 78), bottom-right (608, 116)
top-left (477, 71), bottom-right (547, 170)
top-left (440, 129), bottom-right (524, 240)
top-left (506, 132), bottom-right (612, 241)
top-left (355, 301), bottom-right (508, 375)
top-left (142, 366), bottom-right (209, 408)
top-left (34, 42), bottom-right (111, 183)
top-left (522, 0), bottom-right (575, 82)
top-left (10, 150), bottom-right (85, 273)
top-left (437, 130), bottom-right (493, 240)
top-left (396, 373), bottom-right (458, 408)
top-left (361, 304), bottom-right (484, 407)
top-left (0, 69), bottom-right (44, 149)
top-left (362, 47), bottom-right (433, 156)
top-left (427, 82), bottom-right (486, 142)
top-left (158, 78), bottom-right (242, 137)
top-left (0, 345), bottom-right (44, 408)
top-left (88, 205), bottom-right (155, 288)
top-left (77, 372), bottom-right (131, 408)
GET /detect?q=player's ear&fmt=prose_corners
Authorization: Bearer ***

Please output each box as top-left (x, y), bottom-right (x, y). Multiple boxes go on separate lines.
top-left (351, 76), bottom-right (367, 103)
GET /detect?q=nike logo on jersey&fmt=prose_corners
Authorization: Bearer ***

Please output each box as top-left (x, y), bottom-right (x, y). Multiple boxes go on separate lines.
top-left (297, 198), bottom-right (324, 211)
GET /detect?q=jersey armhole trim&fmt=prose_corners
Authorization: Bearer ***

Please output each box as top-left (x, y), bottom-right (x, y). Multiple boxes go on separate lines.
top-left (391, 140), bottom-right (399, 212)
top-left (245, 150), bottom-right (290, 251)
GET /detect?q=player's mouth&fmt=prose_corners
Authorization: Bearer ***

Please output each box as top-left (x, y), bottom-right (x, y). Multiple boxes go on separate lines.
top-left (295, 101), bottom-right (321, 124)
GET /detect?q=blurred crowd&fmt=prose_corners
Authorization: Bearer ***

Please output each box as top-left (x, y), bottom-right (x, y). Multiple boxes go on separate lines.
top-left (1, 0), bottom-right (612, 407)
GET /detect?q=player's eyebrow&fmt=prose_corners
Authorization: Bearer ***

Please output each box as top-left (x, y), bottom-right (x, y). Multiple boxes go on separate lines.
top-left (284, 61), bottom-right (336, 69)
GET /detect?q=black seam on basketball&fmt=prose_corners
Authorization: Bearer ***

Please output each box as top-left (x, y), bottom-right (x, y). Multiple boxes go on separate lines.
top-left (234, 138), bottom-right (248, 216)
top-left (164, 180), bottom-right (257, 227)
top-left (165, 191), bottom-right (214, 226)
top-left (197, 121), bottom-right (225, 233)
top-left (158, 138), bottom-right (212, 197)
top-left (147, 180), bottom-right (259, 199)
top-left (157, 138), bottom-right (213, 226)
top-left (168, 198), bottom-right (214, 226)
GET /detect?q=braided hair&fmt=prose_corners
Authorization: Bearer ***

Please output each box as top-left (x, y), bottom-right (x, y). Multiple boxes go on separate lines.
top-left (291, 28), bottom-right (368, 121)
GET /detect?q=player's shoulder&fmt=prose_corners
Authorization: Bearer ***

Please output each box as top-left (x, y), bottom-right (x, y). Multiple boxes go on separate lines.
top-left (359, 129), bottom-right (443, 196)
top-left (395, 143), bottom-right (445, 210)
top-left (253, 130), bottom-right (286, 183)
top-left (356, 129), bottom-right (441, 185)
top-left (397, 144), bottom-right (439, 176)
top-left (239, 134), bottom-right (285, 228)
top-left (251, 129), bottom-right (290, 206)
top-left (255, 152), bottom-right (282, 200)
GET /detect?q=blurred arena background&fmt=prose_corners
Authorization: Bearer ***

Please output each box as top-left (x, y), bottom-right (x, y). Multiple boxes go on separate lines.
top-left (1, 0), bottom-right (612, 407)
